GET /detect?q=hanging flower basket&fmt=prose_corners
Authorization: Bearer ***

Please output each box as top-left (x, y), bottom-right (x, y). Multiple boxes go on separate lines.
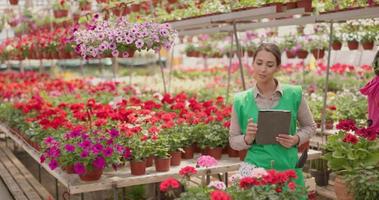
top-left (130, 160), bottom-right (146, 176)
top-left (296, 49), bottom-right (308, 59)
top-left (286, 50), bottom-right (296, 58)
top-left (361, 41), bottom-right (374, 50)
top-left (155, 157), bottom-right (171, 172)
top-left (347, 40), bottom-right (359, 50)
top-left (332, 41), bottom-right (342, 50)
top-left (79, 167), bottom-right (103, 181)
top-left (311, 49), bottom-right (325, 59)
top-left (9, 0), bottom-right (19, 5)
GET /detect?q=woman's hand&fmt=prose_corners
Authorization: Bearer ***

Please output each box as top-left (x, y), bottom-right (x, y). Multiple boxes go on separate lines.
top-left (276, 134), bottom-right (299, 148)
top-left (244, 118), bottom-right (257, 145)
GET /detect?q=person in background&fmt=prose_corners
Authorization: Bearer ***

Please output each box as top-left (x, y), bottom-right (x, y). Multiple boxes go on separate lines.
top-left (360, 50), bottom-right (379, 132)
top-left (229, 43), bottom-right (316, 189)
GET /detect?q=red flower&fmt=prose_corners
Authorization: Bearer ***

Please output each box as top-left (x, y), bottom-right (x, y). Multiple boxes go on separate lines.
top-left (179, 166), bottom-right (197, 177)
top-left (87, 98), bottom-right (96, 108)
top-left (159, 178), bottom-right (180, 192)
top-left (288, 181), bottom-right (296, 191)
top-left (336, 119), bottom-right (357, 131)
top-left (342, 133), bottom-right (359, 144)
top-left (223, 121), bottom-right (231, 128)
top-left (275, 187), bottom-right (282, 193)
top-left (210, 190), bottom-right (232, 200)
top-left (239, 177), bottom-right (258, 189)
top-left (327, 105), bottom-right (336, 111)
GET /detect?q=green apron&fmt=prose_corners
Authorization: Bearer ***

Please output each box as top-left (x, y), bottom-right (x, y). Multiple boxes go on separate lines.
top-left (233, 84), bottom-right (305, 189)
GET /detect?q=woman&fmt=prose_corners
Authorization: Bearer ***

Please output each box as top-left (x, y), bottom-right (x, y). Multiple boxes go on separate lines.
top-left (360, 50), bottom-right (379, 131)
top-left (229, 43), bottom-right (316, 188)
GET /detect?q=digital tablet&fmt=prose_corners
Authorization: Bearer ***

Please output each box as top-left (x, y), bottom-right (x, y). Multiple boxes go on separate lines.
top-left (255, 109), bottom-right (291, 145)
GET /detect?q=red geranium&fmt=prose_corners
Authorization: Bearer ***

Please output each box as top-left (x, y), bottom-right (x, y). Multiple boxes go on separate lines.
top-left (342, 133), bottom-right (359, 144)
top-left (179, 166), bottom-right (197, 177)
top-left (159, 178), bottom-right (180, 192)
top-left (210, 190), bottom-right (232, 200)
top-left (336, 119), bottom-right (357, 132)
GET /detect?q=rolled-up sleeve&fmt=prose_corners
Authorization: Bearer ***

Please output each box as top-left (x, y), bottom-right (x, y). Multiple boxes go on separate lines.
top-left (296, 96), bottom-right (317, 145)
top-left (229, 106), bottom-right (251, 150)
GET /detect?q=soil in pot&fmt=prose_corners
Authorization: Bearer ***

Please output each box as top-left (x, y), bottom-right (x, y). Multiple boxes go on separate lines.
top-left (182, 146), bottom-right (194, 159)
top-left (79, 168), bottom-right (103, 181)
top-left (130, 160), bottom-right (146, 176)
top-left (334, 176), bottom-right (354, 200)
top-left (155, 157), bottom-right (171, 172)
top-left (170, 151), bottom-right (181, 166)
top-left (310, 169), bottom-right (330, 186)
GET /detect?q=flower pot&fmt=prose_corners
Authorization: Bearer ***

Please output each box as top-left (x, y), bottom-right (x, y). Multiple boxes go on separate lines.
top-left (193, 143), bottom-right (201, 153)
top-left (168, 0), bottom-right (178, 3)
top-left (297, 0), bottom-right (312, 12)
top-left (130, 160), bottom-right (146, 176)
top-left (9, 0), bottom-right (18, 5)
top-left (311, 49), bottom-right (325, 59)
top-left (206, 147), bottom-right (223, 160)
top-left (310, 169), bottom-right (329, 186)
top-left (332, 41), bottom-right (342, 50)
top-left (155, 157), bottom-right (170, 172)
top-left (247, 50), bottom-right (254, 57)
top-left (347, 40), bottom-right (359, 50)
top-left (170, 151), bottom-right (181, 166)
top-left (96, 0), bottom-right (109, 3)
top-left (296, 49), bottom-right (308, 59)
top-left (54, 10), bottom-right (68, 18)
top-left (227, 145), bottom-right (239, 157)
top-left (326, 120), bottom-right (334, 130)
top-left (131, 4), bottom-right (141, 12)
top-left (62, 165), bottom-right (75, 174)
top-left (286, 50), bottom-right (296, 58)
top-left (334, 176), bottom-right (354, 200)
top-left (79, 168), bottom-right (103, 181)
top-left (182, 146), bottom-right (194, 159)
top-left (298, 141), bottom-right (309, 153)
top-left (361, 41), bottom-right (374, 50)
top-left (286, 2), bottom-right (298, 9)
top-left (239, 149), bottom-right (248, 161)
top-left (111, 7), bottom-right (123, 16)
top-left (80, 3), bottom-right (92, 11)
top-left (146, 156), bottom-right (154, 167)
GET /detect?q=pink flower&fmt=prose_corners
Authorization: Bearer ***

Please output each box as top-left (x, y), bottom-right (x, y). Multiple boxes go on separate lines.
top-left (103, 147), bottom-right (113, 157)
top-left (208, 181), bottom-right (226, 190)
top-left (122, 52), bottom-right (129, 58)
top-left (48, 159), bottom-right (58, 170)
top-left (123, 148), bottom-right (131, 159)
top-left (288, 181), bottom-right (296, 191)
top-left (80, 150), bottom-right (89, 158)
top-left (64, 144), bottom-right (75, 152)
top-left (40, 155), bottom-right (46, 163)
top-left (135, 39), bottom-right (144, 49)
top-left (251, 167), bottom-right (267, 178)
top-left (93, 156), bottom-right (106, 169)
top-left (197, 155), bottom-right (218, 168)
top-left (109, 129), bottom-right (119, 138)
top-left (92, 143), bottom-right (103, 154)
top-left (112, 50), bottom-right (119, 57)
top-left (210, 190), bottom-right (231, 200)
top-left (74, 162), bottom-right (86, 175)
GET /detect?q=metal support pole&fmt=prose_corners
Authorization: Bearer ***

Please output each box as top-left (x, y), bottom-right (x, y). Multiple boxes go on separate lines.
top-left (158, 53), bottom-right (167, 94)
top-left (80, 59), bottom-right (85, 77)
top-left (55, 178), bottom-right (59, 200)
top-left (81, 193), bottom-right (84, 200)
top-left (321, 22), bottom-right (334, 136)
top-left (38, 165), bottom-right (41, 183)
top-left (224, 172), bottom-right (228, 187)
top-left (232, 22), bottom-right (246, 90)
top-left (113, 185), bottom-right (118, 200)
top-left (112, 57), bottom-right (118, 80)
top-left (226, 32), bottom-right (234, 103)
top-left (168, 45), bottom-right (175, 93)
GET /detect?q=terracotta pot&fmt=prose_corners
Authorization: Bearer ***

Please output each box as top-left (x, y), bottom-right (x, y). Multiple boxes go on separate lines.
top-left (182, 146), bottom-right (194, 159)
top-left (207, 147), bottom-right (223, 160)
top-left (155, 157), bottom-right (170, 172)
top-left (298, 141), bottom-right (309, 153)
top-left (96, 0), bottom-right (109, 3)
top-left (332, 41), bottom-right (342, 50)
top-left (361, 41), bottom-right (374, 50)
top-left (9, 0), bottom-right (18, 5)
top-left (193, 143), bottom-right (201, 153)
top-left (286, 2), bottom-right (297, 9)
top-left (334, 176), bottom-right (354, 200)
top-left (347, 40), bottom-right (359, 50)
top-left (130, 160), bottom-right (146, 176)
top-left (247, 50), bottom-right (254, 57)
top-left (296, 49), bottom-right (308, 59)
top-left (227, 145), bottom-right (239, 157)
top-left (146, 156), bottom-right (154, 167)
top-left (239, 149), bottom-right (248, 161)
top-left (79, 168), bottom-right (103, 181)
top-left (80, 3), bottom-right (92, 11)
top-left (170, 151), bottom-right (181, 166)
top-left (62, 165), bottom-right (75, 174)
top-left (311, 49), bottom-right (325, 59)
top-left (54, 10), bottom-right (68, 18)
top-left (297, 0), bottom-right (312, 12)
top-left (131, 4), bottom-right (141, 12)
top-left (286, 50), bottom-right (296, 58)
top-left (111, 7), bottom-right (123, 17)
top-left (168, 0), bottom-right (178, 3)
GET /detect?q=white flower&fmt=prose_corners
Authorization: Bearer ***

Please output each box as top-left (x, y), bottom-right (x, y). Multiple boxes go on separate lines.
top-left (230, 174), bottom-right (241, 184)
top-left (251, 167), bottom-right (268, 178)
top-left (208, 181), bottom-right (226, 190)
top-left (239, 162), bottom-right (256, 177)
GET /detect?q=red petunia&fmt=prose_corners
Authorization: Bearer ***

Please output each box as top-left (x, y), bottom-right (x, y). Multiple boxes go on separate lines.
top-left (210, 190), bottom-right (232, 200)
top-left (159, 178), bottom-right (180, 192)
top-left (179, 166), bottom-right (197, 177)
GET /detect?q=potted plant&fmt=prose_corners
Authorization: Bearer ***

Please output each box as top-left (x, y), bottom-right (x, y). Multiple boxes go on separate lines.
top-left (341, 21), bottom-right (360, 50)
top-left (323, 120), bottom-right (379, 200)
top-left (198, 123), bottom-right (229, 160)
top-left (161, 127), bottom-right (184, 166)
top-left (331, 33), bottom-right (343, 50)
top-left (154, 135), bottom-right (171, 172)
top-left (127, 135), bottom-right (148, 175)
top-left (310, 159), bottom-right (330, 186)
top-left (53, 0), bottom-right (69, 18)
top-left (9, 0), bottom-right (19, 5)
top-left (308, 36), bottom-right (328, 59)
top-left (79, 0), bottom-right (92, 11)
top-left (360, 31), bottom-right (376, 50)
top-left (245, 43), bottom-right (257, 57)
top-left (279, 35), bottom-right (297, 59)
top-left (295, 36), bottom-right (309, 59)
top-left (184, 44), bottom-right (197, 57)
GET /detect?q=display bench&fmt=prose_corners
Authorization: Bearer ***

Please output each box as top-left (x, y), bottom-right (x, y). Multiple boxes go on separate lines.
top-left (0, 123), bottom-right (321, 199)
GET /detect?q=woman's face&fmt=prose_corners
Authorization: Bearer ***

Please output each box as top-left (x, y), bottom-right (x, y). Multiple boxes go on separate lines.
top-left (253, 50), bottom-right (280, 83)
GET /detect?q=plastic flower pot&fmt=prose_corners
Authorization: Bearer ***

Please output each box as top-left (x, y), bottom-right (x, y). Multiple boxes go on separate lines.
top-left (239, 149), bottom-right (248, 161)
top-left (80, 3), bottom-right (92, 11)
top-left (79, 168), bottom-right (103, 181)
top-left (96, 0), bottom-right (109, 3)
top-left (9, 0), bottom-right (18, 5)
top-left (170, 151), bottom-right (182, 166)
top-left (154, 157), bottom-right (171, 172)
top-left (54, 10), bottom-right (68, 18)
top-left (111, 7), bottom-right (123, 17)
top-left (193, 143), bottom-right (201, 153)
top-left (332, 41), bottom-right (342, 50)
top-left (311, 49), bottom-right (325, 59)
top-left (182, 146), bottom-right (194, 159)
top-left (310, 169), bottom-right (330, 186)
top-left (131, 4), bottom-right (141, 12)
top-left (297, 0), bottom-right (312, 12)
top-left (206, 147), bottom-right (223, 160)
top-left (227, 145), bottom-right (239, 157)
top-left (168, 0), bottom-right (178, 3)
top-left (347, 40), bottom-right (359, 50)
top-left (296, 49), bottom-right (309, 59)
top-left (286, 2), bottom-right (298, 9)
top-left (361, 41), bottom-right (374, 50)
top-left (62, 165), bottom-right (75, 174)
top-left (130, 160), bottom-right (146, 176)
top-left (334, 176), bottom-right (354, 200)
top-left (145, 156), bottom-right (154, 167)
top-left (286, 50), bottom-right (296, 58)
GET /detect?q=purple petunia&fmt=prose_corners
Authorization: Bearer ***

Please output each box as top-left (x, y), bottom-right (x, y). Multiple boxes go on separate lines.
top-left (125, 36), bottom-right (133, 44)
top-left (159, 28), bottom-right (169, 37)
top-left (135, 39), bottom-right (144, 49)
top-left (92, 143), bottom-right (104, 154)
top-left (48, 159), bottom-right (58, 170)
top-left (80, 150), bottom-right (89, 158)
top-left (48, 146), bottom-right (60, 158)
top-left (109, 43), bottom-right (117, 50)
top-left (92, 157), bottom-right (106, 169)
top-left (112, 50), bottom-right (119, 57)
top-left (40, 155), bottom-right (46, 164)
top-left (44, 136), bottom-right (56, 145)
top-left (79, 140), bottom-right (91, 149)
top-left (122, 52), bottom-right (129, 58)
top-left (109, 129), bottom-right (120, 138)
top-left (103, 147), bottom-right (113, 157)
top-left (65, 144), bottom-right (75, 153)
top-left (74, 162), bottom-right (86, 175)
